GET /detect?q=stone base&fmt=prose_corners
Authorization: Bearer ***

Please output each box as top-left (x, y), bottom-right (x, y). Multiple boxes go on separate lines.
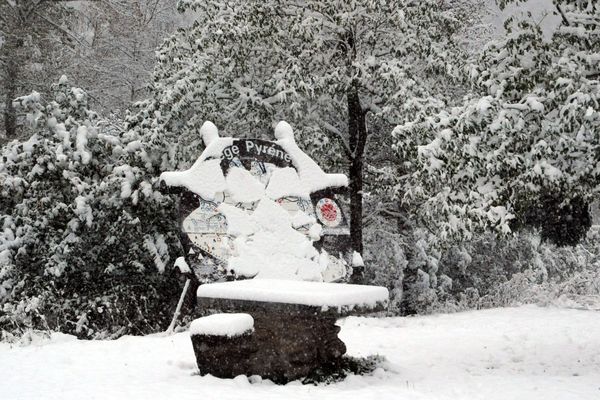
top-left (191, 310), bottom-right (346, 383)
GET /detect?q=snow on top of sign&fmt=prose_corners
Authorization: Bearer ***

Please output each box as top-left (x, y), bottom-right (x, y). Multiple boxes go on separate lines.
top-left (226, 167), bottom-right (265, 203)
top-left (161, 121), bottom-right (347, 198)
top-left (189, 313), bottom-right (254, 337)
top-left (218, 197), bottom-right (324, 280)
top-left (198, 136), bottom-right (234, 162)
top-left (274, 122), bottom-right (348, 192)
top-left (252, 194), bottom-right (290, 229)
top-left (266, 167), bottom-right (310, 199)
top-left (274, 120), bottom-right (294, 141)
top-left (200, 120), bottom-right (219, 146)
top-left (174, 256), bottom-right (191, 274)
top-left (196, 279), bottom-right (389, 310)
top-left (308, 223), bottom-right (323, 241)
top-left (217, 202), bottom-right (255, 236)
top-left (291, 210), bottom-right (317, 229)
top-left (160, 158), bottom-right (226, 201)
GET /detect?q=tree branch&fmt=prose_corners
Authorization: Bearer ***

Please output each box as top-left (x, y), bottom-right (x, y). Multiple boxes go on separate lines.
top-left (33, 9), bottom-right (89, 48)
top-left (317, 119), bottom-right (353, 160)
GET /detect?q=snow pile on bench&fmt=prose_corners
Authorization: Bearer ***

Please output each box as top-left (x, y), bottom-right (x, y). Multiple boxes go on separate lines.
top-left (189, 313), bottom-right (254, 337)
top-left (197, 279), bottom-right (389, 311)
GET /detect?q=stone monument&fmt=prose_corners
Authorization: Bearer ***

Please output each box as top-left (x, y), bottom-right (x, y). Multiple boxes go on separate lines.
top-left (160, 121), bottom-right (386, 383)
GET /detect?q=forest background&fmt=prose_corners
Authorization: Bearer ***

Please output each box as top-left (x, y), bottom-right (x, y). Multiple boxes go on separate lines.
top-left (1, 0), bottom-right (599, 340)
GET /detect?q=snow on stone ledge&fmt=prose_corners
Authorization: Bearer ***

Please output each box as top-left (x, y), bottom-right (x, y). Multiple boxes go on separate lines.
top-left (197, 279), bottom-right (389, 311)
top-left (189, 313), bottom-right (254, 337)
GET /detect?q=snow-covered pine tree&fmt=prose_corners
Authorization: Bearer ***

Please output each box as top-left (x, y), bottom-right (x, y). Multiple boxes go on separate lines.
top-left (128, 0), bottom-right (474, 253)
top-left (0, 78), bottom-right (181, 339)
top-left (395, 0), bottom-right (600, 246)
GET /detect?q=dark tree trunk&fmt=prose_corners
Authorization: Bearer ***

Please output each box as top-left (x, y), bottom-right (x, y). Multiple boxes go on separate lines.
top-left (349, 153), bottom-right (364, 253)
top-left (347, 85), bottom-right (368, 254)
top-left (4, 89), bottom-right (17, 139)
top-left (4, 93), bottom-right (17, 139)
top-left (3, 49), bottom-right (19, 139)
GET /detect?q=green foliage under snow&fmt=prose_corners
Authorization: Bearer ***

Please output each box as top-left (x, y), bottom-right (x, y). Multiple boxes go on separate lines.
top-left (1, 1), bottom-right (599, 341)
top-left (0, 79), bottom-right (182, 339)
top-left (395, 0), bottom-right (600, 245)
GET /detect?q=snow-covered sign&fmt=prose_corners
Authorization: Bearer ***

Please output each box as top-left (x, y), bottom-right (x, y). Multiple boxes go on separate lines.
top-left (161, 121), bottom-right (353, 282)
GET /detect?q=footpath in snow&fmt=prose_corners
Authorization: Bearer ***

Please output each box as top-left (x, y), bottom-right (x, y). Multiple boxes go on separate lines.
top-left (1, 305), bottom-right (599, 400)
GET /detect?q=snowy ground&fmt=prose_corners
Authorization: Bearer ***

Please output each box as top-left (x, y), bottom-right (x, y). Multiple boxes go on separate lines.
top-left (2, 305), bottom-right (599, 400)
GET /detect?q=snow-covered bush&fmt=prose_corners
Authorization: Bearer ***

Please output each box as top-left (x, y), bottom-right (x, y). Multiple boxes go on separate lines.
top-left (475, 227), bottom-right (600, 310)
top-left (362, 0), bottom-right (599, 314)
top-left (364, 206), bottom-right (600, 316)
top-left (403, 227), bottom-right (600, 315)
top-left (0, 78), bottom-right (182, 339)
top-left (362, 227), bottom-right (406, 314)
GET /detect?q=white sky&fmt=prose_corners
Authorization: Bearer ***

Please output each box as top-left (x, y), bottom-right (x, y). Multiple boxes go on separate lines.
top-left (486, 0), bottom-right (561, 37)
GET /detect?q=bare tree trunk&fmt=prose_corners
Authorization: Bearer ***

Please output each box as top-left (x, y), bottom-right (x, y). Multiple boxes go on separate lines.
top-left (3, 51), bottom-right (19, 139)
top-left (347, 85), bottom-right (368, 254)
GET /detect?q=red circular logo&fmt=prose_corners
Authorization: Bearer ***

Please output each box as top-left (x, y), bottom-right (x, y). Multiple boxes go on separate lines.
top-left (316, 198), bottom-right (342, 227)
top-left (320, 202), bottom-right (337, 221)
